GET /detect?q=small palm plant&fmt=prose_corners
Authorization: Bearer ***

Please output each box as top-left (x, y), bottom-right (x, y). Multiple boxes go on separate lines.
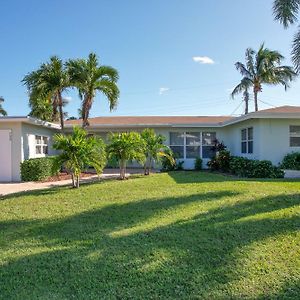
top-left (66, 53), bottom-right (120, 128)
top-left (0, 96), bottom-right (7, 116)
top-left (232, 45), bottom-right (296, 111)
top-left (141, 128), bottom-right (175, 175)
top-left (107, 132), bottom-right (146, 180)
top-left (53, 126), bottom-right (106, 188)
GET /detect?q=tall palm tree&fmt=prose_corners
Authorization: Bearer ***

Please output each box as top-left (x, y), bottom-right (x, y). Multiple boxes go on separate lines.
top-left (231, 78), bottom-right (251, 114)
top-left (66, 53), bottom-right (119, 128)
top-left (273, 0), bottom-right (300, 72)
top-left (232, 45), bottom-right (296, 112)
top-left (22, 56), bottom-right (69, 130)
top-left (0, 96), bottom-right (7, 116)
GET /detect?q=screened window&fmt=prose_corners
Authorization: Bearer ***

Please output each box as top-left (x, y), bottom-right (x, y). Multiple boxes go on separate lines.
top-left (241, 127), bottom-right (253, 154)
top-left (169, 131), bottom-right (216, 159)
top-left (202, 132), bottom-right (216, 159)
top-left (290, 126), bottom-right (300, 147)
top-left (170, 132), bottom-right (184, 158)
top-left (35, 135), bottom-right (48, 155)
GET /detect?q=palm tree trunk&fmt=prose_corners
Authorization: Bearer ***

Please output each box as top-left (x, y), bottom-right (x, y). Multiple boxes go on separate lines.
top-left (120, 159), bottom-right (126, 180)
top-left (76, 175), bottom-right (80, 188)
top-left (57, 92), bottom-right (64, 131)
top-left (82, 96), bottom-right (93, 128)
top-left (254, 90), bottom-right (258, 112)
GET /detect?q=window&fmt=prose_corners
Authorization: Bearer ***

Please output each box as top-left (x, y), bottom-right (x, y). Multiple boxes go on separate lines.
top-left (35, 135), bottom-right (48, 155)
top-left (170, 132), bottom-right (184, 158)
top-left (186, 132), bottom-right (200, 158)
top-left (202, 132), bottom-right (216, 159)
top-left (241, 127), bottom-right (253, 154)
top-left (290, 126), bottom-right (300, 147)
top-left (169, 131), bottom-right (216, 159)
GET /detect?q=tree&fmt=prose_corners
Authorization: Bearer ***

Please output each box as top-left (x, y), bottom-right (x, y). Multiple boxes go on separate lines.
top-left (232, 45), bottom-right (296, 111)
top-left (0, 97), bottom-right (7, 116)
top-left (22, 56), bottom-right (69, 130)
top-left (66, 53), bottom-right (120, 128)
top-left (141, 128), bottom-right (175, 175)
top-left (273, 0), bottom-right (300, 72)
top-left (107, 132), bottom-right (145, 180)
top-left (52, 126), bottom-right (106, 188)
top-left (231, 78), bottom-right (251, 114)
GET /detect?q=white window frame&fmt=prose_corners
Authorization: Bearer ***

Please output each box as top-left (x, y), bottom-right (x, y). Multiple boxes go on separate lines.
top-left (241, 127), bottom-right (253, 154)
top-left (169, 131), bottom-right (216, 159)
top-left (289, 125), bottom-right (300, 147)
top-left (35, 135), bottom-right (49, 157)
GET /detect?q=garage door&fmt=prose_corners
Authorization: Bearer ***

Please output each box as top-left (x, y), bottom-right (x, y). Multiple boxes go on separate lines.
top-left (0, 130), bottom-right (12, 182)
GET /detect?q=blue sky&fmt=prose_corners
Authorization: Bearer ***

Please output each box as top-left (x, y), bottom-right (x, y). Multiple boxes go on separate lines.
top-left (0, 0), bottom-right (299, 117)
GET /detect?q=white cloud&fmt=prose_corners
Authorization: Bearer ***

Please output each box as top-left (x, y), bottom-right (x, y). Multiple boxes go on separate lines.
top-left (192, 56), bottom-right (215, 64)
top-left (159, 87), bottom-right (170, 95)
top-left (63, 96), bottom-right (72, 102)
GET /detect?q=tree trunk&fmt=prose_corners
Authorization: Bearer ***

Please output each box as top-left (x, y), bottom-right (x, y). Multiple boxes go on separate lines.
top-left (120, 159), bottom-right (126, 180)
top-left (76, 175), bottom-right (80, 188)
top-left (71, 173), bottom-right (75, 188)
top-left (243, 90), bottom-right (249, 115)
top-left (57, 92), bottom-right (64, 131)
top-left (254, 90), bottom-right (258, 112)
top-left (82, 95), bottom-right (93, 128)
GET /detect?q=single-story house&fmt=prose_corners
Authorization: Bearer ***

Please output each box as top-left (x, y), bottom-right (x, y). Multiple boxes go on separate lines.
top-left (1, 105), bottom-right (300, 182)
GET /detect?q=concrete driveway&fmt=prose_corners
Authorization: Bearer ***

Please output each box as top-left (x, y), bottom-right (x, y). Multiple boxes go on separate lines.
top-left (0, 169), bottom-right (147, 196)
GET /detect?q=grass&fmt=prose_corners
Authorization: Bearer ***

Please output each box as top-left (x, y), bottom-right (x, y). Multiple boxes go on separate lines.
top-left (0, 171), bottom-right (299, 299)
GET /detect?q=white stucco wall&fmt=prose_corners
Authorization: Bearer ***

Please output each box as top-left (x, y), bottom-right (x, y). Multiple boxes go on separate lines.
top-left (0, 121), bottom-right (23, 181)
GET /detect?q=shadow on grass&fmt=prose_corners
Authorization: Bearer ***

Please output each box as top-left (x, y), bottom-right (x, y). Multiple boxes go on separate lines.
top-left (0, 191), bottom-right (299, 298)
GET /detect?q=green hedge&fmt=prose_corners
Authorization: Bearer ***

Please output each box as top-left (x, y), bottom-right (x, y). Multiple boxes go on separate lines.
top-left (281, 152), bottom-right (300, 170)
top-left (20, 157), bottom-right (59, 181)
top-left (207, 151), bottom-right (284, 178)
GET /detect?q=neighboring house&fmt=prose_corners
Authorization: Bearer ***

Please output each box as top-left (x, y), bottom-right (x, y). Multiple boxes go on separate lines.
top-left (1, 105), bottom-right (300, 181)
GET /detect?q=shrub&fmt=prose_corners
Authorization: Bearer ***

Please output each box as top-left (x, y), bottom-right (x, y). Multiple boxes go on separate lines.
top-left (194, 157), bottom-right (203, 170)
top-left (230, 156), bottom-right (284, 178)
top-left (281, 152), bottom-right (300, 170)
top-left (21, 157), bottom-right (58, 181)
top-left (175, 160), bottom-right (184, 170)
top-left (207, 150), bottom-right (231, 172)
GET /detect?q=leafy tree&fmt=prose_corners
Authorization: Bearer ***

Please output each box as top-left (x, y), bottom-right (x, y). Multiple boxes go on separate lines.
top-left (141, 128), bottom-right (175, 175)
top-left (66, 53), bottom-right (120, 128)
top-left (53, 126), bottom-right (106, 188)
top-left (107, 132), bottom-right (145, 180)
top-left (273, 0), bottom-right (300, 72)
top-left (0, 96), bottom-right (7, 116)
top-left (22, 56), bottom-right (69, 130)
top-left (232, 45), bottom-right (296, 111)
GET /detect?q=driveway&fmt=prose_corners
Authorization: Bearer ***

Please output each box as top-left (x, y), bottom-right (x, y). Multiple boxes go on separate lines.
top-left (0, 168), bottom-right (147, 196)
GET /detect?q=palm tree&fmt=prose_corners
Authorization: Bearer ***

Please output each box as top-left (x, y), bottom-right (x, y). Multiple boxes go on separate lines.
top-left (273, 0), bottom-right (300, 72)
top-left (232, 45), bottom-right (296, 112)
top-left (22, 56), bottom-right (69, 130)
top-left (107, 132), bottom-right (145, 180)
top-left (231, 78), bottom-right (251, 114)
top-left (53, 126), bottom-right (106, 188)
top-left (0, 96), bottom-right (7, 116)
top-left (141, 128), bottom-right (175, 175)
top-left (66, 53), bottom-right (119, 128)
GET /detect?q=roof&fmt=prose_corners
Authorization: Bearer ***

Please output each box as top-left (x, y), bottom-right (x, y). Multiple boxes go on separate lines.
top-left (254, 105), bottom-right (300, 114)
top-left (65, 116), bottom-right (234, 127)
top-left (0, 116), bottom-right (61, 129)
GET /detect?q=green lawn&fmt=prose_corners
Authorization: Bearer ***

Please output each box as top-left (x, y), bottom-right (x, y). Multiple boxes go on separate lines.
top-left (0, 172), bottom-right (299, 299)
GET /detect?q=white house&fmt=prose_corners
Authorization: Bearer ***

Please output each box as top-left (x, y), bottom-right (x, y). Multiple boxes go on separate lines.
top-left (1, 105), bottom-right (300, 182)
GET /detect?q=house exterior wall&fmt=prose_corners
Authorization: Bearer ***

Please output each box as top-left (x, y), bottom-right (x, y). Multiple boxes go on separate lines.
top-left (0, 121), bottom-right (22, 181)
top-left (21, 123), bottom-right (59, 160)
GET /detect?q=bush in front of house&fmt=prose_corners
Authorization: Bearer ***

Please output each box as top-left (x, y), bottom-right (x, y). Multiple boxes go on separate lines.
top-left (194, 157), bottom-right (203, 170)
top-left (229, 156), bottom-right (284, 178)
top-left (207, 151), bottom-right (284, 178)
top-left (21, 157), bottom-right (58, 181)
top-left (207, 150), bottom-right (231, 172)
top-left (280, 152), bottom-right (300, 170)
